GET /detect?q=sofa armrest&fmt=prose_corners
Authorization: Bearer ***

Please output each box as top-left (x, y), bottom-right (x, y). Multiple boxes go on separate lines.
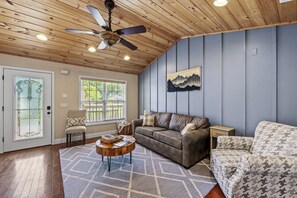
top-left (131, 119), bottom-right (143, 137)
top-left (240, 155), bottom-right (297, 176)
top-left (183, 128), bottom-right (209, 144)
top-left (216, 136), bottom-right (254, 151)
top-left (182, 128), bottom-right (210, 168)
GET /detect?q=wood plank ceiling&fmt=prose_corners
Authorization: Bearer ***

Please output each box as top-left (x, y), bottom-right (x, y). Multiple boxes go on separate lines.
top-left (0, 0), bottom-right (296, 74)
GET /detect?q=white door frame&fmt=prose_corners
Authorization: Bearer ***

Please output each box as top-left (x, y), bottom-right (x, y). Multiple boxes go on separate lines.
top-left (0, 65), bottom-right (55, 153)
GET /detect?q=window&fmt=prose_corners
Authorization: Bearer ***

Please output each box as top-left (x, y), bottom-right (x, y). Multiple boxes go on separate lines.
top-left (80, 77), bottom-right (126, 123)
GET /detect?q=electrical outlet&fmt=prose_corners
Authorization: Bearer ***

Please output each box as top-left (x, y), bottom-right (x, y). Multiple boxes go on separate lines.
top-left (62, 93), bottom-right (68, 98)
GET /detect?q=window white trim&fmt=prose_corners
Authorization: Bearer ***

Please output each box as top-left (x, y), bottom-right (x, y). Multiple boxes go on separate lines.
top-left (78, 75), bottom-right (127, 125)
top-left (79, 75), bottom-right (127, 84)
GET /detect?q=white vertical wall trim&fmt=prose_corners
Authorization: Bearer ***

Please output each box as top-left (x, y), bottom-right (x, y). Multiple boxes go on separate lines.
top-left (165, 52), bottom-right (167, 112)
top-left (244, 30), bottom-right (247, 136)
top-left (202, 36), bottom-right (206, 117)
top-left (149, 65), bottom-right (151, 112)
top-left (175, 44), bottom-right (178, 113)
top-left (187, 38), bottom-right (190, 115)
top-left (157, 59), bottom-right (159, 112)
top-left (220, 34), bottom-right (223, 125)
top-left (0, 67), bottom-right (3, 153)
top-left (273, 27), bottom-right (278, 122)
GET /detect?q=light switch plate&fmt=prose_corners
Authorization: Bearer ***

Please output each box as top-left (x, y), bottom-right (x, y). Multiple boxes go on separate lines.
top-left (60, 103), bottom-right (68, 108)
top-left (251, 48), bottom-right (258, 56)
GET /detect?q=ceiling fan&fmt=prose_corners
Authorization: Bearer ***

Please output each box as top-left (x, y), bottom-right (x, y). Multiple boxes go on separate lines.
top-left (65, 0), bottom-right (146, 51)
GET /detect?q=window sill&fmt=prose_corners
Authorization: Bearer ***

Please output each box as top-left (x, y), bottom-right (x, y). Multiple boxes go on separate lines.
top-left (86, 119), bottom-right (125, 127)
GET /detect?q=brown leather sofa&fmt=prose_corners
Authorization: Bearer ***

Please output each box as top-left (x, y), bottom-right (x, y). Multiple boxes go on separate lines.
top-left (132, 112), bottom-right (210, 168)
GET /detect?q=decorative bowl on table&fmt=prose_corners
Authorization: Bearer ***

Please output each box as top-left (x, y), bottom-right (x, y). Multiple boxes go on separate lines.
top-left (100, 134), bottom-right (124, 144)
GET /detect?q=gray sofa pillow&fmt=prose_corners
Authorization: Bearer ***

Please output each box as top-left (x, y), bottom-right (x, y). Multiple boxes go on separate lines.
top-left (150, 112), bottom-right (172, 129)
top-left (191, 116), bottom-right (209, 129)
top-left (169, 114), bottom-right (194, 132)
top-left (155, 113), bottom-right (172, 129)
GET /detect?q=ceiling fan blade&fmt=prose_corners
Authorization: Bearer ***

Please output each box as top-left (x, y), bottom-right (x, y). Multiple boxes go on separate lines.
top-left (87, 5), bottom-right (108, 29)
top-left (65, 29), bottom-right (99, 34)
top-left (98, 41), bottom-right (108, 49)
top-left (119, 38), bottom-right (137, 50)
top-left (115, 25), bottom-right (146, 35)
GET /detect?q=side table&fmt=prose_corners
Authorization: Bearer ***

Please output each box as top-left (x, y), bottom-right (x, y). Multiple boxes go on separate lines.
top-left (210, 125), bottom-right (235, 152)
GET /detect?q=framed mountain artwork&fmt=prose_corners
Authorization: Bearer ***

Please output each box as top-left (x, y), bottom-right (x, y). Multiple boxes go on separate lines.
top-left (167, 67), bottom-right (201, 92)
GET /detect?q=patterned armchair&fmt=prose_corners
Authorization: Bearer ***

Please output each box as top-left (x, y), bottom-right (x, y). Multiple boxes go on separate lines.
top-left (211, 121), bottom-right (297, 198)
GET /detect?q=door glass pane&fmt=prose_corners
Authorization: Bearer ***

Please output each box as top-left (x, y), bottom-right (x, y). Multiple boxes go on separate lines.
top-left (15, 77), bottom-right (44, 141)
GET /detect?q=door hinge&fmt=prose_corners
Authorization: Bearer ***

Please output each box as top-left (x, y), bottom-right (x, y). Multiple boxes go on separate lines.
top-left (2, 75), bottom-right (3, 80)
top-left (1, 106), bottom-right (3, 111)
top-left (2, 137), bottom-right (3, 142)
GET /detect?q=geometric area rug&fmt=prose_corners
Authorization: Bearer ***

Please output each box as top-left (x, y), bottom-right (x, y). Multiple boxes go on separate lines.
top-left (59, 143), bottom-right (217, 198)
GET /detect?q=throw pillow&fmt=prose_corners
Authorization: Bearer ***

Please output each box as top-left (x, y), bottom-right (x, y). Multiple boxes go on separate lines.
top-left (142, 115), bottom-right (155, 127)
top-left (66, 117), bottom-right (86, 128)
top-left (181, 123), bottom-right (196, 136)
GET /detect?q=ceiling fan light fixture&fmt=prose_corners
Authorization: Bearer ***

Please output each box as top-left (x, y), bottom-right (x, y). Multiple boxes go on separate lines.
top-left (213, 0), bottom-right (228, 7)
top-left (36, 34), bottom-right (48, 41)
top-left (100, 31), bottom-right (121, 46)
top-left (88, 46), bottom-right (96, 53)
top-left (124, 55), bottom-right (130, 61)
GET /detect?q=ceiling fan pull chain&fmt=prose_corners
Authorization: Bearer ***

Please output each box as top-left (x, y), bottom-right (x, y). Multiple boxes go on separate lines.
top-left (109, 8), bottom-right (112, 31)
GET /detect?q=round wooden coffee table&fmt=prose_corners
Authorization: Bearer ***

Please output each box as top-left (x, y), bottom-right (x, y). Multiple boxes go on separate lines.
top-left (96, 135), bottom-right (136, 171)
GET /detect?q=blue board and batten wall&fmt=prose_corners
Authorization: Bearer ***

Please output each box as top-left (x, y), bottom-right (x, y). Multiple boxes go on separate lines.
top-left (138, 24), bottom-right (297, 137)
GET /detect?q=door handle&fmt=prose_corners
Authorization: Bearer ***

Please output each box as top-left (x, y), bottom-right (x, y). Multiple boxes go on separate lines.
top-left (47, 112), bottom-right (51, 115)
top-left (47, 106), bottom-right (51, 110)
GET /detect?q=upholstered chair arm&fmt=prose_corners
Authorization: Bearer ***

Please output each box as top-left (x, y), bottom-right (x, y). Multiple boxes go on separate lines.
top-left (182, 128), bottom-right (210, 168)
top-left (216, 136), bottom-right (254, 151)
top-left (131, 119), bottom-right (143, 137)
top-left (240, 155), bottom-right (297, 176)
top-left (216, 155), bottom-right (297, 197)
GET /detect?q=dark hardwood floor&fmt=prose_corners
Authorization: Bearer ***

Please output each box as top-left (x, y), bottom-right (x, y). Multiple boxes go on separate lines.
top-left (0, 138), bottom-right (225, 198)
top-left (205, 185), bottom-right (225, 198)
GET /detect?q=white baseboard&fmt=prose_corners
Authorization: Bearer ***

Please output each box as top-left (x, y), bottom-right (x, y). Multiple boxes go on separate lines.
top-left (53, 130), bottom-right (117, 144)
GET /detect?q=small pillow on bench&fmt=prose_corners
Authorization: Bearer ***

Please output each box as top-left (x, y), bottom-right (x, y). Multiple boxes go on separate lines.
top-left (142, 115), bottom-right (155, 127)
top-left (181, 123), bottom-right (196, 136)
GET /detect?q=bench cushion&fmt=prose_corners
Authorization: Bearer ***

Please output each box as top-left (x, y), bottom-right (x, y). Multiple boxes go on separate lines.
top-left (65, 126), bottom-right (86, 134)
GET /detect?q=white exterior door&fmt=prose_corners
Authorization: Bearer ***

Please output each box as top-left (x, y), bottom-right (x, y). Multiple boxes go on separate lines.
top-left (3, 68), bottom-right (52, 152)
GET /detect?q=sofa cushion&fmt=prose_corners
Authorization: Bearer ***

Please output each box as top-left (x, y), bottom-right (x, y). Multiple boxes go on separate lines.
top-left (191, 116), bottom-right (209, 129)
top-left (211, 149), bottom-right (251, 179)
top-left (154, 113), bottom-right (172, 129)
top-left (250, 121), bottom-right (297, 156)
top-left (169, 114), bottom-right (194, 132)
top-left (153, 130), bottom-right (182, 150)
top-left (135, 126), bottom-right (166, 138)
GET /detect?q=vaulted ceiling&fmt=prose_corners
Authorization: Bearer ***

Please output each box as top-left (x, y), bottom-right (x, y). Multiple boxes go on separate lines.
top-left (0, 0), bottom-right (296, 74)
